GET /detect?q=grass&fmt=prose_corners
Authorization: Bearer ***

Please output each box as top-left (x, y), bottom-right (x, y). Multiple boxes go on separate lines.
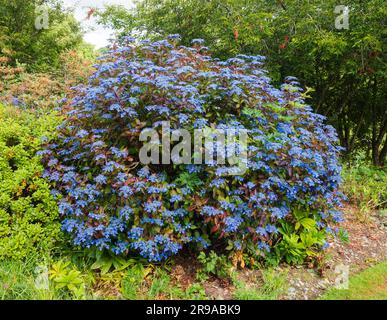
top-left (0, 255), bottom-right (209, 300)
top-left (121, 264), bottom-right (208, 300)
top-left (2, 256), bottom-right (385, 300)
top-left (0, 258), bottom-right (57, 300)
top-left (232, 269), bottom-right (288, 300)
top-left (321, 261), bottom-right (387, 300)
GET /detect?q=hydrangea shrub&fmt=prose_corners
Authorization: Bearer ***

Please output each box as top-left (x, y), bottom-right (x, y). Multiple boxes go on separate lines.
top-left (42, 36), bottom-right (344, 263)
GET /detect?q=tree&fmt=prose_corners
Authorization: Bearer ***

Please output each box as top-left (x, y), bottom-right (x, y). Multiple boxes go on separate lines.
top-left (0, 0), bottom-right (84, 72)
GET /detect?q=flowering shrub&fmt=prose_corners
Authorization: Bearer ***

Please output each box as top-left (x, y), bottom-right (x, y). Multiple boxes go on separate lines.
top-left (0, 105), bottom-right (62, 260)
top-left (42, 36), bottom-right (344, 263)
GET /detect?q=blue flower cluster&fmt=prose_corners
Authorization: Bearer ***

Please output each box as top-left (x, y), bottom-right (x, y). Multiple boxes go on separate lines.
top-left (42, 36), bottom-right (344, 262)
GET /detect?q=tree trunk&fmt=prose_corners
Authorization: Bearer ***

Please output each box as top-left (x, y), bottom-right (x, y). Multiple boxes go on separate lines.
top-left (379, 138), bottom-right (387, 167)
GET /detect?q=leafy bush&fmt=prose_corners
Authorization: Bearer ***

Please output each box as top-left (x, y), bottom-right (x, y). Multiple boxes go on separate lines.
top-left (197, 251), bottom-right (232, 281)
top-left (42, 36), bottom-right (344, 263)
top-left (0, 105), bottom-right (62, 260)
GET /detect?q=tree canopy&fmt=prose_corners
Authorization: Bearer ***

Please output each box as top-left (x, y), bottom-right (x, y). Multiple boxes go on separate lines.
top-left (0, 0), bottom-right (84, 72)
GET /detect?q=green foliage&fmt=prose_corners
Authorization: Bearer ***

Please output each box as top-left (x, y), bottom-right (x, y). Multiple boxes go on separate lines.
top-left (97, 0), bottom-right (273, 59)
top-left (0, 256), bottom-right (56, 300)
top-left (338, 228), bottom-right (350, 244)
top-left (121, 263), bottom-right (154, 299)
top-left (197, 251), bottom-right (233, 281)
top-left (92, 270), bottom-right (126, 299)
top-left (0, 105), bottom-right (62, 260)
top-left (90, 251), bottom-right (140, 275)
top-left (275, 218), bottom-right (326, 265)
top-left (121, 263), bottom-right (208, 300)
top-left (0, 254), bottom-right (209, 300)
top-left (232, 268), bottom-right (288, 300)
top-left (175, 172), bottom-right (203, 191)
top-left (342, 165), bottom-right (387, 221)
top-left (148, 268), bottom-right (172, 298)
top-left (182, 283), bottom-right (208, 300)
top-left (0, 0), bottom-right (85, 72)
top-left (49, 260), bottom-right (87, 299)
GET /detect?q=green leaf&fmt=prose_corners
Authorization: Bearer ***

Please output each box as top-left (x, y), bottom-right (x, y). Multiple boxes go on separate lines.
top-left (299, 218), bottom-right (316, 230)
